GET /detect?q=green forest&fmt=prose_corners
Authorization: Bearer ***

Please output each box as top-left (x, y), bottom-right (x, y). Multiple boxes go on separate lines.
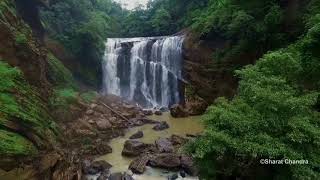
top-left (0, 0), bottom-right (319, 179)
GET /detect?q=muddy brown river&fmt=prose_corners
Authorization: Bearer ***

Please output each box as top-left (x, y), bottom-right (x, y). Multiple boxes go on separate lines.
top-left (95, 112), bottom-right (203, 180)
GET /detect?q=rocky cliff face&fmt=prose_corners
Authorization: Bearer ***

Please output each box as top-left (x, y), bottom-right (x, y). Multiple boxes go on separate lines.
top-left (0, 0), bottom-right (57, 170)
top-left (182, 32), bottom-right (255, 106)
top-left (0, 0), bottom-right (50, 97)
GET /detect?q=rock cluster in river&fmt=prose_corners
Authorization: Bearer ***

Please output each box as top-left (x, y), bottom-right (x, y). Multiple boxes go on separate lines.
top-left (125, 135), bottom-right (199, 176)
top-left (57, 94), bottom-right (163, 179)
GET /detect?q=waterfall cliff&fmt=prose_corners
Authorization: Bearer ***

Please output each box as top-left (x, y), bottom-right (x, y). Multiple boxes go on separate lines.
top-left (102, 36), bottom-right (184, 108)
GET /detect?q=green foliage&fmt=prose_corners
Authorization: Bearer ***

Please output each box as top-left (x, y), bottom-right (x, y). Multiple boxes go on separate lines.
top-left (40, 0), bottom-right (123, 87)
top-left (14, 32), bottom-right (27, 45)
top-left (187, 4), bottom-right (320, 179)
top-left (0, 129), bottom-right (37, 156)
top-left (120, 0), bottom-right (209, 37)
top-left (189, 0), bottom-right (294, 61)
top-left (47, 53), bottom-right (76, 88)
top-left (0, 61), bottom-right (57, 157)
top-left (151, 7), bottom-right (171, 35)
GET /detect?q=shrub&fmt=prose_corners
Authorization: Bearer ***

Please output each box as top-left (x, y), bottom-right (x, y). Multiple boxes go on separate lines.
top-left (15, 32), bottom-right (28, 45)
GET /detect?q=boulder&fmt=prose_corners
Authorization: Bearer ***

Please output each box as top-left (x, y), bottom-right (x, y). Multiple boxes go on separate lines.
top-left (129, 131), bottom-right (144, 139)
top-left (86, 109), bottom-right (94, 115)
top-left (155, 138), bottom-right (174, 153)
top-left (82, 159), bottom-right (92, 174)
top-left (186, 96), bottom-right (208, 116)
top-left (123, 173), bottom-right (134, 180)
top-left (90, 103), bottom-right (98, 109)
top-left (95, 142), bottom-right (112, 155)
top-left (97, 169), bottom-right (110, 180)
top-left (143, 109), bottom-right (153, 116)
top-left (122, 140), bottom-right (148, 157)
top-left (130, 118), bottom-right (159, 126)
top-left (152, 121), bottom-right (169, 131)
top-left (180, 171), bottom-right (187, 178)
top-left (170, 104), bottom-right (189, 118)
top-left (109, 117), bottom-right (117, 124)
top-left (129, 155), bottom-right (150, 174)
top-left (170, 135), bottom-right (188, 146)
top-left (181, 155), bottom-right (198, 176)
top-left (94, 105), bottom-right (107, 114)
top-left (108, 172), bottom-right (134, 180)
top-left (108, 172), bottom-right (122, 180)
top-left (159, 107), bottom-right (169, 112)
top-left (154, 110), bottom-right (163, 115)
top-left (93, 112), bottom-right (103, 118)
top-left (82, 160), bottom-right (112, 175)
top-left (168, 173), bottom-right (179, 180)
top-left (88, 119), bottom-right (95, 124)
top-left (91, 160), bottom-right (112, 171)
top-left (96, 119), bottom-right (112, 130)
top-left (149, 153), bottom-right (181, 170)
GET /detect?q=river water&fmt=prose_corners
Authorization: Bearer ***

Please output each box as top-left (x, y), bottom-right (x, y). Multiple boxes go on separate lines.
top-left (96, 112), bottom-right (203, 180)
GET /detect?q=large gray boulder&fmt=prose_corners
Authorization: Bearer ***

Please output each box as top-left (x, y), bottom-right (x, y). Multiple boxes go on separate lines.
top-left (149, 153), bottom-right (181, 170)
top-left (129, 131), bottom-right (144, 139)
top-left (82, 160), bottom-right (112, 175)
top-left (152, 121), bottom-right (169, 131)
top-left (108, 172), bottom-right (134, 180)
top-left (155, 138), bottom-right (174, 153)
top-left (170, 104), bottom-right (189, 118)
top-left (122, 140), bottom-right (148, 157)
top-left (129, 155), bottom-right (150, 174)
top-left (181, 155), bottom-right (199, 176)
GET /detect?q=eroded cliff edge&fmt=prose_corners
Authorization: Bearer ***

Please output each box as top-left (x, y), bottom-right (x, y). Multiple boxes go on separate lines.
top-left (181, 32), bottom-right (258, 114)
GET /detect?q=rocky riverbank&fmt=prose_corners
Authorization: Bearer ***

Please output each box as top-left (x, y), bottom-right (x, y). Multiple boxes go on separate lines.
top-left (0, 94), bottom-right (172, 180)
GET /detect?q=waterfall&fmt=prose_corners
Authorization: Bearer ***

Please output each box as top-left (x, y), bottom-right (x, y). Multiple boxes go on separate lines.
top-left (102, 36), bottom-right (184, 108)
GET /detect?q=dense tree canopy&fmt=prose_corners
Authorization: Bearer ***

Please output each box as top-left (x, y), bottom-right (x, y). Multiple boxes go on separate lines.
top-left (186, 0), bottom-right (320, 179)
top-left (40, 0), bottom-right (124, 86)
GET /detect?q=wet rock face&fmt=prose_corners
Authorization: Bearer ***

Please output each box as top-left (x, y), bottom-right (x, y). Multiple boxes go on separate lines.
top-left (170, 104), bottom-right (189, 118)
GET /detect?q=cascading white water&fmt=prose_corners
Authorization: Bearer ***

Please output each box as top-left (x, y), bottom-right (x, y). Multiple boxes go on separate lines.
top-left (102, 36), bottom-right (184, 108)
